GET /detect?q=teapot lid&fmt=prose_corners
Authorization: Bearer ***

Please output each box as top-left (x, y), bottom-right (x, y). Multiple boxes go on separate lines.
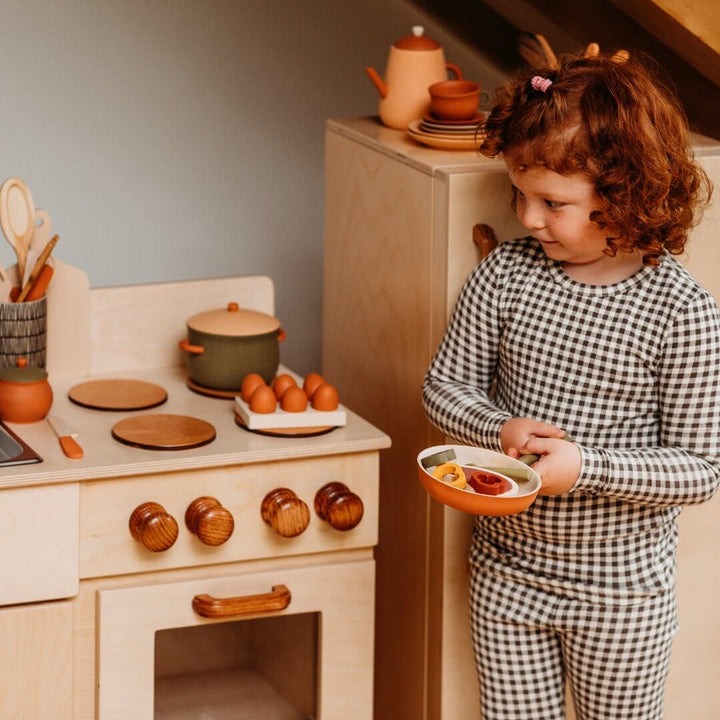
top-left (394, 26), bottom-right (440, 51)
top-left (0, 357), bottom-right (48, 384)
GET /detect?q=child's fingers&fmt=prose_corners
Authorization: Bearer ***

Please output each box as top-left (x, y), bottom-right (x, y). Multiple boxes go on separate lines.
top-left (532, 422), bottom-right (567, 439)
top-left (520, 436), bottom-right (554, 456)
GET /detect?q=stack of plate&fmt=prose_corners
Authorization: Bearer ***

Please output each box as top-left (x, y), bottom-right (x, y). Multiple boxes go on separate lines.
top-left (407, 112), bottom-right (487, 151)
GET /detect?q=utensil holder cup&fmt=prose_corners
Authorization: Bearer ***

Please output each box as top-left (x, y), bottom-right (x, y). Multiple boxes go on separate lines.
top-left (0, 297), bottom-right (47, 368)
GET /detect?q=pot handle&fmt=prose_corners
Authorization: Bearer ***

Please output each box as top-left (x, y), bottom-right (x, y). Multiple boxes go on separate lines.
top-left (178, 338), bottom-right (204, 355)
top-left (277, 328), bottom-right (287, 342)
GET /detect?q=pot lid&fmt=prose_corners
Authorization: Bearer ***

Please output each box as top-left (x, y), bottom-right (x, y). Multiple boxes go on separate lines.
top-left (0, 357), bottom-right (48, 383)
top-left (187, 302), bottom-right (280, 336)
top-left (394, 26), bottom-right (440, 50)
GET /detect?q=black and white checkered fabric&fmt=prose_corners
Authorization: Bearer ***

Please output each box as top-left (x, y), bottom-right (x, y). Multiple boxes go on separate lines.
top-left (423, 237), bottom-right (720, 603)
top-left (469, 564), bottom-right (677, 719)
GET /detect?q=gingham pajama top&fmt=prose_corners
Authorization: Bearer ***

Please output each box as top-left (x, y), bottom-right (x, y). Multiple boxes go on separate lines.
top-left (423, 237), bottom-right (720, 605)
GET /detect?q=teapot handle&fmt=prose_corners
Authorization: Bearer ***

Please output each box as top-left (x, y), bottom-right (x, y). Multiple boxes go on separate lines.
top-left (446, 62), bottom-right (462, 80)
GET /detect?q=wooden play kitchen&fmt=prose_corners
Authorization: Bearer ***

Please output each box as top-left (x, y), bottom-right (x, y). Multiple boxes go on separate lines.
top-left (0, 269), bottom-right (389, 720)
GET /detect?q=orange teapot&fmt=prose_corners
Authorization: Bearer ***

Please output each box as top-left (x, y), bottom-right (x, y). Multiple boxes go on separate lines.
top-left (365, 26), bottom-right (462, 129)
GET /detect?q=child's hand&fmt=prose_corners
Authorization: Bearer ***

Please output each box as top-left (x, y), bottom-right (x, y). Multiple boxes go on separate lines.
top-left (510, 436), bottom-right (582, 495)
top-left (500, 417), bottom-right (566, 453)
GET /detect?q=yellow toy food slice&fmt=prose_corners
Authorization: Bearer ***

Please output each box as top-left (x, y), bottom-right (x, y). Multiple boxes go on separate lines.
top-left (432, 462), bottom-right (467, 489)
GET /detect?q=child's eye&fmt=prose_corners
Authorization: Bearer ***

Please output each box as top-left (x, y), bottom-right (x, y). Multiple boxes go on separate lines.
top-left (545, 199), bottom-right (565, 209)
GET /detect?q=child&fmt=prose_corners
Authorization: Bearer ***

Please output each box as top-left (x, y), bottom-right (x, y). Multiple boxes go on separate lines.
top-left (422, 51), bottom-right (720, 720)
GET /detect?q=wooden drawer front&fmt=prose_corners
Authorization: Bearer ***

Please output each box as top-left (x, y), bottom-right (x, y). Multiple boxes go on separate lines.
top-left (96, 559), bottom-right (375, 720)
top-left (0, 483), bottom-right (78, 604)
top-left (80, 452), bottom-right (378, 578)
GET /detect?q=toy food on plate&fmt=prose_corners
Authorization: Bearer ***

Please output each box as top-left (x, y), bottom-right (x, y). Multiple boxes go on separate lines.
top-left (468, 470), bottom-right (513, 495)
top-left (432, 462), bottom-right (467, 489)
top-left (417, 444), bottom-right (542, 516)
top-left (235, 371), bottom-right (347, 429)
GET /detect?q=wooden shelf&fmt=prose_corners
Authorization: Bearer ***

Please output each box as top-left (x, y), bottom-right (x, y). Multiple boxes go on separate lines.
top-left (155, 668), bottom-right (309, 720)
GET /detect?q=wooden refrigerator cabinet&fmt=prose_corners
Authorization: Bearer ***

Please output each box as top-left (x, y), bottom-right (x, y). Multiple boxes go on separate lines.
top-left (322, 116), bottom-right (720, 720)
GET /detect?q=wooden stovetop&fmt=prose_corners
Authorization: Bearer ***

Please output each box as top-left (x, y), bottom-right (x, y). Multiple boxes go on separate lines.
top-left (0, 364), bottom-right (390, 489)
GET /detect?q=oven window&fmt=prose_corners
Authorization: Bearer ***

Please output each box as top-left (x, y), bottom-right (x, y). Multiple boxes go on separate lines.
top-left (154, 612), bottom-right (319, 719)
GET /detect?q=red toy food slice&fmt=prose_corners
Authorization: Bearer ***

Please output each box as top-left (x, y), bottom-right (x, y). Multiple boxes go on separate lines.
top-left (468, 470), bottom-right (511, 496)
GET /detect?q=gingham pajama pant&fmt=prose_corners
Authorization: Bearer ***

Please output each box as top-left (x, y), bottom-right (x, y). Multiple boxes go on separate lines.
top-left (469, 565), bottom-right (677, 720)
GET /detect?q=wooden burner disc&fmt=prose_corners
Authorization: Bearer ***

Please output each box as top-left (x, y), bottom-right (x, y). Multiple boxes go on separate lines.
top-left (234, 412), bottom-right (335, 438)
top-left (186, 377), bottom-right (239, 399)
top-left (112, 414), bottom-right (216, 450)
top-left (69, 379), bottom-right (168, 411)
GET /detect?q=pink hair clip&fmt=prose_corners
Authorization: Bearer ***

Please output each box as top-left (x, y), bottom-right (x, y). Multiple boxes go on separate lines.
top-left (531, 75), bottom-right (553, 93)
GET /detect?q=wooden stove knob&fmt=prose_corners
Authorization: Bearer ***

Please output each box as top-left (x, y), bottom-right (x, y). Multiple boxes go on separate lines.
top-left (261, 488), bottom-right (310, 538)
top-left (185, 496), bottom-right (235, 546)
top-left (129, 502), bottom-right (179, 552)
top-left (314, 482), bottom-right (364, 531)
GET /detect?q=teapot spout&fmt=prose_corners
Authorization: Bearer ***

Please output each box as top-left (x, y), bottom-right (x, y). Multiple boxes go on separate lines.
top-left (365, 66), bottom-right (387, 98)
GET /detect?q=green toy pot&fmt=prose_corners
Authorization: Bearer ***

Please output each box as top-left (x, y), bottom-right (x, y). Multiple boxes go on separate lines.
top-left (179, 302), bottom-right (285, 391)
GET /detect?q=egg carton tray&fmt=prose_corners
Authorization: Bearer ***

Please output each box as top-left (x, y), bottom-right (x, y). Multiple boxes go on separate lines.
top-left (233, 396), bottom-right (347, 430)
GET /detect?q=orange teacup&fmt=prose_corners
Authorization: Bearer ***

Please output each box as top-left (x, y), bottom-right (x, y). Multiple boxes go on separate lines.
top-left (429, 80), bottom-right (486, 120)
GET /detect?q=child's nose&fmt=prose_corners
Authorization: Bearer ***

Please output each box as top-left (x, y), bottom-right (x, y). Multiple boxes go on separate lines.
top-left (518, 202), bottom-right (546, 231)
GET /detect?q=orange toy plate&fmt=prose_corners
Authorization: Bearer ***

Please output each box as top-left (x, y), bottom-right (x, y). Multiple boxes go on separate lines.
top-left (417, 444), bottom-right (541, 516)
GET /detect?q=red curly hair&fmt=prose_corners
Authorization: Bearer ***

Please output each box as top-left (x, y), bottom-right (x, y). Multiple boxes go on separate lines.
top-left (479, 51), bottom-right (711, 264)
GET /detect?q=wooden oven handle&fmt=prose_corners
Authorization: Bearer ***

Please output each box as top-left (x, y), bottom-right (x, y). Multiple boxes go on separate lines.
top-left (192, 584), bottom-right (291, 618)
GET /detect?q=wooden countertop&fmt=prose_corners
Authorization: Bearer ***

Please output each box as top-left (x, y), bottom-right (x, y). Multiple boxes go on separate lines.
top-left (0, 365), bottom-right (390, 489)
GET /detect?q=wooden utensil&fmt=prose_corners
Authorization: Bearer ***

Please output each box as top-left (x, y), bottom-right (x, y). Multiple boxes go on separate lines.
top-left (517, 32), bottom-right (559, 70)
top-left (24, 264), bottom-right (54, 301)
top-left (22, 208), bottom-right (54, 289)
top-left (30, 209), bottom-right (53, 252)
top-left (16, 234), bottom-right (58, 302)
top-left (46, 415), bottom-right (84, 459)
top-left (9, 265), bottom-right (54, 302)
top-left (0, 178), bottom-right (36, 282)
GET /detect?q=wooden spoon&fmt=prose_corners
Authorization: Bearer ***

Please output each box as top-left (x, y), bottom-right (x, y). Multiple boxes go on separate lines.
top-left (0, 178), bottom-right (35, 282)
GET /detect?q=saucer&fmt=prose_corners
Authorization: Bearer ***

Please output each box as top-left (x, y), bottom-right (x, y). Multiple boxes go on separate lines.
top-left (421, 111), bottom-right (487, 128)
top-left (418, 121), bottom-right (484, 137)
top-left (408, 120), bottom-right (483, 151)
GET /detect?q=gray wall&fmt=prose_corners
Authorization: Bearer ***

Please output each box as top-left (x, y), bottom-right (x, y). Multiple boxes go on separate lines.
top-left (0, 0), bottom-right (504, 374)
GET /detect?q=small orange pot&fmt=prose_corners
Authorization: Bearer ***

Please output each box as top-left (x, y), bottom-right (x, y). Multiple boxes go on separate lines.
top-left (0, 358), bottom-right (53, 423)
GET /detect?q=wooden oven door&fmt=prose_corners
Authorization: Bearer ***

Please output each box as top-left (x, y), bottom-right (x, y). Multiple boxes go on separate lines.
top-left (96, 559), bottom-right (374, 720)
